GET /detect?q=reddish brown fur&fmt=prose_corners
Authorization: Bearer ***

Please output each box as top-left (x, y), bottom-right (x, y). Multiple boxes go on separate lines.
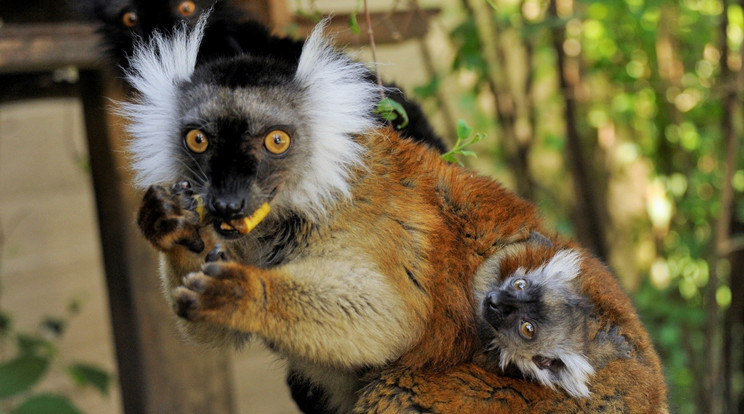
top-left (139, 128), bottom-right (666, 412)
top-left (357, 239), bottom-right (668, 413)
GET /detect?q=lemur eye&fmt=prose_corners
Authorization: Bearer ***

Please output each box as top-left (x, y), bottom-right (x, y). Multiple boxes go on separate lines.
top-left (519, 321), bottom-right (535, 340)
top-left (185, 129), bottom-right (209, 153)
top-left (178, 1), bottom-right (197, 17)
top-left (513, 279), bottom-right (527, 290)
top-left (122, 11), bottom-right (139, 28)
top-left (264, 130), bottom-right (291, 154)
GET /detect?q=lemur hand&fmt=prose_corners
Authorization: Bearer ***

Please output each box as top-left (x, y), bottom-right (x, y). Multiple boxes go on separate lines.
top-left (137, 182), bottom-right (205, 253)
top-left (173, 261), bottom-right (259, 329)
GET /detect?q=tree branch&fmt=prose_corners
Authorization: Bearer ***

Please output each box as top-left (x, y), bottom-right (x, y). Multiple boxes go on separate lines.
top-left (547, 0), bottom-right (609, 261)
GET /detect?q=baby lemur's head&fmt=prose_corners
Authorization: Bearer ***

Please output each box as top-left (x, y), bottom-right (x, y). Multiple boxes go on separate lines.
top-left (475, 248), bottom-right (595, 398)
top-left (118, 16), bottom-right (380, 237)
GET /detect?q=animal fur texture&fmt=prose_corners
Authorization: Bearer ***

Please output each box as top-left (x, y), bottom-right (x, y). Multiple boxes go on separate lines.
top-left (122, 21), bottom-right (667, 413)
top-left (81, 0), bottom-right (445, 152)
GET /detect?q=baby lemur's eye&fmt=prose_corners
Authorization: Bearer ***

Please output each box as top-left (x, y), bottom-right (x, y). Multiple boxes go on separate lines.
top-left (122, 11), bottom-right (139, 28)
top-left (185, 129), bottom-right (209, 153)
top-left (264, 130), bottom-right (291, 154)
top-left (513, 279), bottom-right (527, 290)
top-left (519, 321), bottom-right (535, 340)
top-left (177, 1), bottom-right (197, 17)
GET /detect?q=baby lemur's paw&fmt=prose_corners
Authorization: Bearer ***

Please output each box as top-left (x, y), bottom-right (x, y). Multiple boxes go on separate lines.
top-left (137, 182), bottom-right (204, 253)
top-left (591, 325), bottom-right (635, 369)
top-left (173, 262), bottom-right (255, 327)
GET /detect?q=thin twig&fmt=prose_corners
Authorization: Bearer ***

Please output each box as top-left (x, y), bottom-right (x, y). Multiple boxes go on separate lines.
top-left (363, 0), bottom-right (386, 99)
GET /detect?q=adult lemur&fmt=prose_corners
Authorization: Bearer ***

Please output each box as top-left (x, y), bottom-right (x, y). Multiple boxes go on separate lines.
top-left (123, 19), bottom-right (667, 413)
top-left (81, 0), bottom-right (445, 152)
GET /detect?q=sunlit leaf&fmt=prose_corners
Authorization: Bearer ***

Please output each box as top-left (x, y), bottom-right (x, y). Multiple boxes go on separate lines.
top-left (68, 363), bottom-right (111, 396)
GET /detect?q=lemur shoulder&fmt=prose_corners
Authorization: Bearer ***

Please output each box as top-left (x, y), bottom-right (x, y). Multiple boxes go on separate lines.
top-left (122, 19), bottom-right (667, 413)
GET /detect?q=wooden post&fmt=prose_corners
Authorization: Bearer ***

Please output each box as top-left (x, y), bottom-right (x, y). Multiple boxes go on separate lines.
top-left (79, 71), bottom-right (236, 414)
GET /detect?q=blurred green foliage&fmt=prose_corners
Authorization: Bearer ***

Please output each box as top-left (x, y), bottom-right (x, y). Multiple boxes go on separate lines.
top-left (415, 0), bottom-right (744, 412)
top-left (0, 298), bottom-right (111, 414)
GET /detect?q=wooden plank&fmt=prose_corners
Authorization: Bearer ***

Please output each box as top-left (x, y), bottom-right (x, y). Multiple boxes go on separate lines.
top-left (293, 9), bottom-right (440, 46)
top-left (0, 23), bottom-right (102, 73)
top-left (78, 71), bottom-right (236, 414)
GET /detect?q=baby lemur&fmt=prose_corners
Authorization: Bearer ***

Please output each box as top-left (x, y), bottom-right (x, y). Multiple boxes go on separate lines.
top-left (123, 19), bottom-right (667, 413)
top-left (473, 242), bottom-right (634, 398)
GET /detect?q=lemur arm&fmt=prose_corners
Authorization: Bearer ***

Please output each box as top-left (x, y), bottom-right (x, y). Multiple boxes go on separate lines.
top-left (172, 258), bottom-right (428, 368)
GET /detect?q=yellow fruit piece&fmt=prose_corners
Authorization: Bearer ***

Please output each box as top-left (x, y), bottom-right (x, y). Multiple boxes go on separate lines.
top-left (192, 194), bottom-right (206, 223)
top-left (236, 202), bottom-right (271, 234)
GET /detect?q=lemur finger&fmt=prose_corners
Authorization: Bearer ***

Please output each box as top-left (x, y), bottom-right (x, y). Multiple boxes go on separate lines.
top-left (205, 246), bottom-right (229, 262)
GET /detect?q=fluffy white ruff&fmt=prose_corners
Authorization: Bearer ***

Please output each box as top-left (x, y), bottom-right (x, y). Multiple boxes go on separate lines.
top-left (499, 348), bottom-right (594, 398)
top-left (116, 16), bottom-right (207, 188)
top-left (286, 19), bottom-right (380, 220)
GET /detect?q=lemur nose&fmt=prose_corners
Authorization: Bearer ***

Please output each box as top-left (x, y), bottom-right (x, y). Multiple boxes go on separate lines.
top-left (486, 292), bottom-right (500, 310)
top-left (210, 197), bottom-right (245, 218)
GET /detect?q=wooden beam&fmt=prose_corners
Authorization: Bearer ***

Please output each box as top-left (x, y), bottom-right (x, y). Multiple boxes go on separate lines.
top-left (292, 9), bottom-right (440, 46)
top-left (0, 23), bottom-right (102, 73)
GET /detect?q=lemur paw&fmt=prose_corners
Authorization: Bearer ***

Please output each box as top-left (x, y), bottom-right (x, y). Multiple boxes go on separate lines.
top-left (173, 262), bottom-right (253, 325)
top-left (592, 325), bottom-right (635, 368)
top-left (137, 182), bottom-right (204, 253)
top-left (205, 245), bottom-right (231, 262)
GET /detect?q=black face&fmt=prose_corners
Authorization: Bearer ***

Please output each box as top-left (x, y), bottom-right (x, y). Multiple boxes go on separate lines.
top-left (84, 0), bottom-right (304, 77)
top-left (175, 56), bottom-right (304, 239)
top-left (85, 0), bottom-right (220, 69)
top-left (482, 277), bottom-right (545, 342)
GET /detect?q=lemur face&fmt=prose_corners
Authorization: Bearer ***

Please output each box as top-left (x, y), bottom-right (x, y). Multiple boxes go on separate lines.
top-left (120, 18), bottom-right (379, 237)
top-left (477, 249), bottom-right (596, 398)
top-left (482, 267), bottom-right (588, 370)
top-left (174, 57), bottom-right (311, 238)
top-left (87, 0), bottom-right (219, 68)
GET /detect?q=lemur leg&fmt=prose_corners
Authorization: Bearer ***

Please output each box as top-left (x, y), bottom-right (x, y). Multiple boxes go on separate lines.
top-left (172, 259), bottom-right (426, 367)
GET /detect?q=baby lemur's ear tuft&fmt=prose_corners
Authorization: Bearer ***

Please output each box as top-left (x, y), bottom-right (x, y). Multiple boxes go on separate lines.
top-left (116, 13), bottom-right (208, 188)
top-left (532, 249), bottom-right (582, 287)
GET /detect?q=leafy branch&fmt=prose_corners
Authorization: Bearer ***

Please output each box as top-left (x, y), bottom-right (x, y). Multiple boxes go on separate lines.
top-left (441, 120), bottom-right (486, 166)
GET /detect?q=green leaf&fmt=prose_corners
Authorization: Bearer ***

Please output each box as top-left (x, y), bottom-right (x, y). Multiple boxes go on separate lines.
top-left (68, 363), bottom-right (110, 395)
top-left (349, 0), bottom-right (362, 35)
top-left (349, 12), bottom-right (360, 35)
top-left (375, 98), bottom-right (409, 128)
top-left (456, 119), bottom-right (474, 140)
top-left (16, 334), bottom-right (53, 357)
top-left (11, 394), bottom-right (82, 414)
top-left (0, 356), bottom-right (50, 398)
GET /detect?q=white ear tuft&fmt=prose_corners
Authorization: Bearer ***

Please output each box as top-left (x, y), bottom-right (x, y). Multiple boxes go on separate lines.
top-left (543, 250), bottom-right (582, 285)
top-left (287, 19), bottom-right (381, 219)
top-left (116, 14), bottom-right (208, 188)
top-left (527, 249), bottom-right (582, 287)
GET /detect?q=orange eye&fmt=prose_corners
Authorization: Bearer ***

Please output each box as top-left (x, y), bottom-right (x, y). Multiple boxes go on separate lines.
top-left (513, 279), bottom-right (526, 290)
top-left (178, 1), bottom-right (197, 17)
top-left (520, 321), bottom-right (535, 340)
top-left (185, 129), bottom-right (209, 153)
top-left (264, 130), bottom-right (291, 154)
top-left (122, 11), bottom-right (139, 28)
